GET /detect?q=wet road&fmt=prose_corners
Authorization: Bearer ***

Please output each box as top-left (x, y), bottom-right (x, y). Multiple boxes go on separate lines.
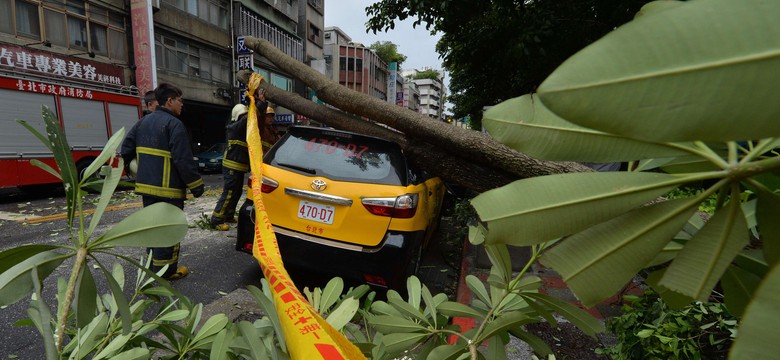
top-left (0, 173), bottom-right (460, 358)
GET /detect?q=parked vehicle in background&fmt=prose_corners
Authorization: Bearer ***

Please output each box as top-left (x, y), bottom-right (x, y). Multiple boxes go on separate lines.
top-left (236, 126), bottom-right (446, 290)
top-left (0, 76), bottom-right (141, 190)
top-left (193, 142), bottom-right (226, 173)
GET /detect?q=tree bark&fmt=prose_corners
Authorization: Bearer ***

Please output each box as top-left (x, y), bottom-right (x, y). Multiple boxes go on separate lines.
top-left (239, 37), bottom-right (591, 192)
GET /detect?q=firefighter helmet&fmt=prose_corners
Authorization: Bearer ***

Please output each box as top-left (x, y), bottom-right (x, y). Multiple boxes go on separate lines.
top-left (230, 104), bottom-right (248, 122)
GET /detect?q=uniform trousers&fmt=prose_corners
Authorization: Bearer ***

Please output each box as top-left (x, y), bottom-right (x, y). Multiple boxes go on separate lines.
top-left (142, 196), bottom-right (185, 278)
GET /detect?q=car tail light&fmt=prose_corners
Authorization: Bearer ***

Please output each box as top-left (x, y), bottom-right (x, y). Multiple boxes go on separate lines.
top-left (261, 177), bottom-right (279, 193)
top-left (363, 274), bottom-right (388, 287)
top-left (362, 194), bottom-right (418, 218)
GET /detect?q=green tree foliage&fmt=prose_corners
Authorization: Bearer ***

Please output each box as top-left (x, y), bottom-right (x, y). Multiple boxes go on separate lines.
top-left (365, 0), bottom-right (651, 129)
top-left (411, 68), bottom-right (441, 80)
top-left (369, 40), bottom-right (408, 67)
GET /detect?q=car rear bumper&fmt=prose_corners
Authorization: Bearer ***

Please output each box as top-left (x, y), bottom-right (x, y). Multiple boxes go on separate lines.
top-left (236, 199), bottom-right (424, 290)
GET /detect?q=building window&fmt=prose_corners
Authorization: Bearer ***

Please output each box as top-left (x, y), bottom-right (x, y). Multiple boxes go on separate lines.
top-left (156, 33), bottom-right (230, 84)
top-left (16, 1), bottom-right (41, 39)
top-left (162, 0), bottom-right (229, 29)
top-left (0, 0), bottom-right (128, 61)
top-left (307, 21), bottom-right (322, 47)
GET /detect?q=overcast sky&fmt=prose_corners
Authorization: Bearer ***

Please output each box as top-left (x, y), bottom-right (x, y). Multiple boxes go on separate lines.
top-left (323, 0), bottom-right (443, 73)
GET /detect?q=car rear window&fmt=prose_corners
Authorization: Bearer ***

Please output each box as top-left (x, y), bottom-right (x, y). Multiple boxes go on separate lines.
top-left (265, 127), bottom-right (408, 186)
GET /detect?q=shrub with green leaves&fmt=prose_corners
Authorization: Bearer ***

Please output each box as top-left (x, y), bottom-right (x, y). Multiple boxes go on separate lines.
top-left (599, 291), bottom-right (737, 359)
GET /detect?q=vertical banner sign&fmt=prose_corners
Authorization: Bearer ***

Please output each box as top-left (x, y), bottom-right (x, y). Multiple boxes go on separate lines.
top-left (236, 36), bottom-right (252, 105)
top-left (130, 0), bottom-right (157, 97)
top-left (244, 74), bottom-right (365, 360)
top-left (387, 61), bottom-right (397, 104)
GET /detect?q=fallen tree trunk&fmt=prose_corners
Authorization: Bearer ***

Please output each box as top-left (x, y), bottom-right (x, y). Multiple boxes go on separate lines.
top-left (239, 36), bottom-right (592, 192)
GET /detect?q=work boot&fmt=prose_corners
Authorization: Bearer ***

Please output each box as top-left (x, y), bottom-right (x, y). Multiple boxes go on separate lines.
top-left (164, 266), bottom-right (189, 281)
top-left (214, 223), bottom-right (230, 231)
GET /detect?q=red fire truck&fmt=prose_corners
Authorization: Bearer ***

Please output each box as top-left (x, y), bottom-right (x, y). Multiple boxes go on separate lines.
top-left (0, 75), bottom-right (141, 190)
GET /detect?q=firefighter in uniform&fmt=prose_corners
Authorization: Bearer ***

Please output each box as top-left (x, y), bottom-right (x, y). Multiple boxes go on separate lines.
top-left (210, 89), bottom-right (277, 230)
top-left (121, 83), bottom-right (204, 280)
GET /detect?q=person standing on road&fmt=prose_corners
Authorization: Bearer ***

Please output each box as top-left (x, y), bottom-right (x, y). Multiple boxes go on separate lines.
top-left (120, 83), bottom-right (204, 280)
top-left (210, 88), bottom-right (277, 230)
top-left (141, 90), bottom-right (158, 116)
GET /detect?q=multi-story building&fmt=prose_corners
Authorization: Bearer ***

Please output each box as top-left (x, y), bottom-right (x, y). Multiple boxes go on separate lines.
top-left (323, 26), bottom-right (388, 101)
top-left (402, 68), bottom-right (446, 119)
top-left (401, 78), bottom-right (420, 112)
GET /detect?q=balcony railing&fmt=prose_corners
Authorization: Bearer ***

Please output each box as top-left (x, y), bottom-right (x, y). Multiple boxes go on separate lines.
top-left (238, 7), bottom-right (304, 62)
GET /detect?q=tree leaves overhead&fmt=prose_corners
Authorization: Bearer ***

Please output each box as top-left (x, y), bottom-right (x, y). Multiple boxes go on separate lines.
top-left (482, 94), bottom-right (687, 162)
top-left (538, 0), bottom-right (780, 142)
top-left (364, 0), bottom-right (651, 127)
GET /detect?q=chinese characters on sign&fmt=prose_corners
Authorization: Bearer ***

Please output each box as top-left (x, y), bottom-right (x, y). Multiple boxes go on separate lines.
top-left (0, 46), bottom-right (123, 86)
top-left (15, 79), bottom-right (94, 99)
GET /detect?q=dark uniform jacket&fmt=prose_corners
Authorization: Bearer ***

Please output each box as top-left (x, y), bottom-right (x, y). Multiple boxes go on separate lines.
top-left (120, 108), bottom-right (204, 199)
top-left (222, 101), bottom-right (278, 172)
top-left (222, 113), bottom-right (250, 173)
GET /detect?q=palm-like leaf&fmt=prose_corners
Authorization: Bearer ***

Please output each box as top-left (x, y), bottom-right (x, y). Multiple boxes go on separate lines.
top-left (542, 199), bottom-right (698, 307)
top-left (472, 172), bottom-right (696, 245)
top-left (483, 94), bottom-right (687, 162)
top-left (538, 0), bottom-right (780, 142)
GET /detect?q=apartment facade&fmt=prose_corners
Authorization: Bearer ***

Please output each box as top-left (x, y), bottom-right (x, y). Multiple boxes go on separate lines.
top-left (402, 68), bottom-right (446, 119)
top-left (323, 26), bottom-right (388, 101)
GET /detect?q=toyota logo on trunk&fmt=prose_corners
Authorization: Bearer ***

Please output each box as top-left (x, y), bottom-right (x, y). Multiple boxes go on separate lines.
top-left (311, 179), bottom-right (327, 191)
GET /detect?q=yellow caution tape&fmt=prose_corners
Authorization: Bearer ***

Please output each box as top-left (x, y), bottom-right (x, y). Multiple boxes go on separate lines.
top-left (245, 73), bottom-right (366, 360)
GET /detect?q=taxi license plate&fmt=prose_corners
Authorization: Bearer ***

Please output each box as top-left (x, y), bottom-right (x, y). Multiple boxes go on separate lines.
top-left (297, 200), bottom-right (335, 225)
top-left (199, 162), bottom-right (205, 167)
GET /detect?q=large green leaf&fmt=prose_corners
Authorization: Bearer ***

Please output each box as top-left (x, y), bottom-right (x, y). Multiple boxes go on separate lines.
top-left (0, 250), bottom-right (65, 306)
top-left (509, 328), bottom-right (552, 357)
top-left (75, 264), bottom-right (98, 328)
top-left (248, 283), bottom-right (286, 353)
top-left (326, 297), bottom-right (359, 331)
top-left (757, 189), bottom-right (780, 267)
top-left (522, 293), bottom-right (604, 337)
top-left (472, 172), bottom-right (693, 245)
top-left (541, 199), bottom-right (697, 307)
top-left (381, 332), bottom-right (429, 357)
top-left (87, 159), bottom-right (124, 241)
top-left (645, 269), bottom-right (695, 310)
top-left (729, 263), bottom-right (780, 359)
top-left (0, 245), bottom-right (60, 273)
top-left (537, 0), bottom-right (780, 142)
top-left (97, 261), bottom-right (133, 335)
top-left (660, 191), bottom-right (748, 301)
top-left (318, 277), bottom-right (344, 313)
top-left (478, 311), bottom-right (533, 343)
top-left (483, 94), bottom-right (686, 162)
top-left (368, 315), bottom-right (427, 334)
top-left (80, 128), bottom-right (124, 187)
top-left (21, 107), bottom-right (80, 223)
top-left (437, 301), bottom-right (486, 319)
top-left (93, 202), bottom-right (188, 248)
top-left (721, 265), bottom-right (761, 317)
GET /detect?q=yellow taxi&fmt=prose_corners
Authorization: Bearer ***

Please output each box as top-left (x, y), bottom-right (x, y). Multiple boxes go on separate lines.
top-left (236, 126), bottom-right (445, 290)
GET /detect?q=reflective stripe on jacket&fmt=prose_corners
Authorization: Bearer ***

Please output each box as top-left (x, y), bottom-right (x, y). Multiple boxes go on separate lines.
top-left (120, 108), bottom-right (203, 199)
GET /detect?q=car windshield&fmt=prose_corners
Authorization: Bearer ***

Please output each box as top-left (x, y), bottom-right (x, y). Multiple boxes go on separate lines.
top-left (266, 127), bottom-right (407, 186)
top-left (206, 143), bottom-right (226, 153)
